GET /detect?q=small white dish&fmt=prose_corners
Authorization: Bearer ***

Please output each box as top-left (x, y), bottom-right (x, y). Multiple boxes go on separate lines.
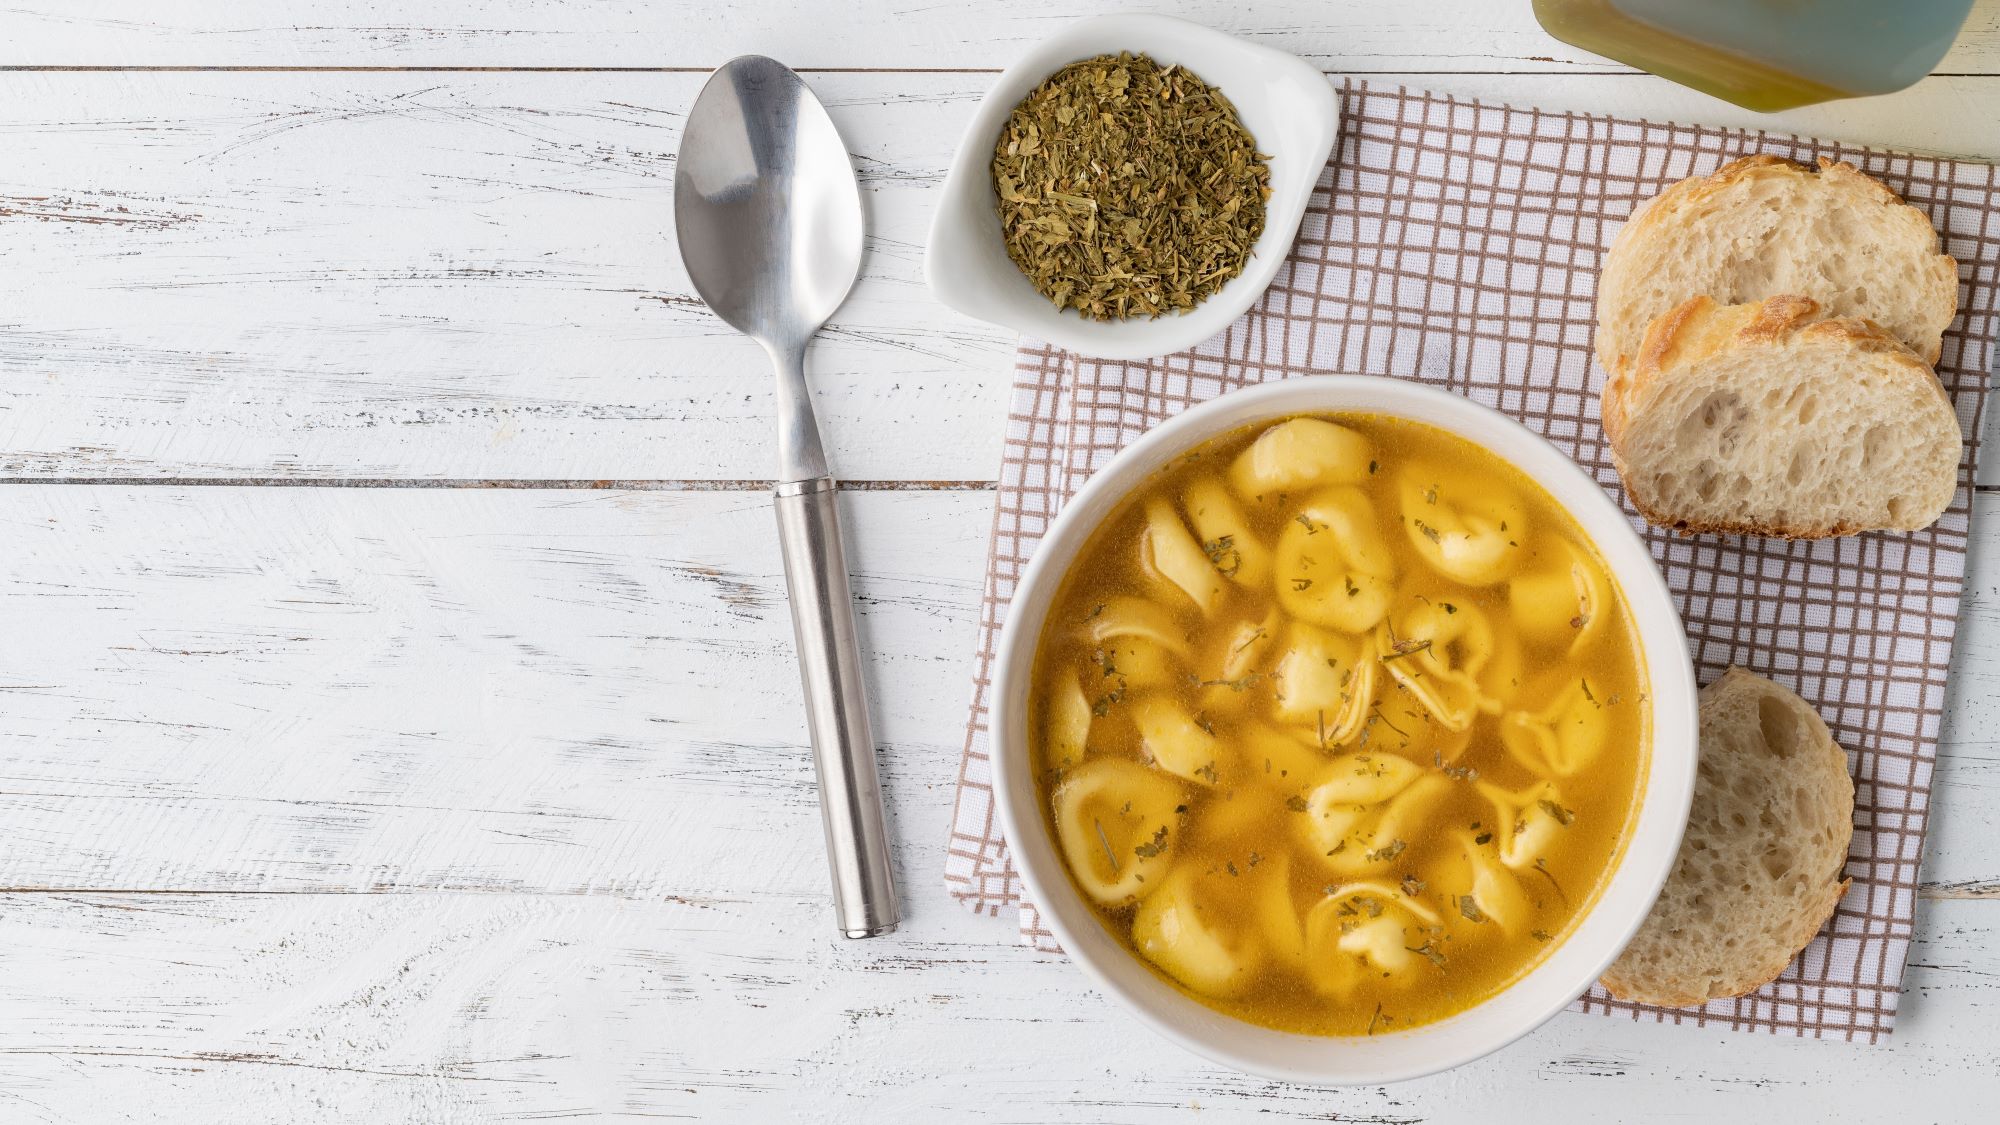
top-left (989, 377), bottom-right (1699, 1085)
top-left (925, 14), bottom-right (1339, 361)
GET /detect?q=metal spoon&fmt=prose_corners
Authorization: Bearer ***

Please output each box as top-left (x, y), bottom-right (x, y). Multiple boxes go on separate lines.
top-left (674, 56), bottom-right (898, 938)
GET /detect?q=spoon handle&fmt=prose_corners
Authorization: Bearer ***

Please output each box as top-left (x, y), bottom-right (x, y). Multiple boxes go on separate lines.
top-left (774, 475), bottom-right (901, 937)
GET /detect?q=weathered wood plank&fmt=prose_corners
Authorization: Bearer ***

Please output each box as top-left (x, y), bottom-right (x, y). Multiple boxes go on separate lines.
top-left (0, 888), bottom-right (1993, 1122)
top-left (2, 0), bottom-right (1995, 74)
top-left (0, 485), bottom-right (1996, 897)
top-left (0, 485), bottom-right (991, 897)
top-left (1, 8), bottom-right (1995, 1116)
top-left (1, 71), bottom-right (1996, 484)
top-left (0, 71), bottom-right (1006, 483)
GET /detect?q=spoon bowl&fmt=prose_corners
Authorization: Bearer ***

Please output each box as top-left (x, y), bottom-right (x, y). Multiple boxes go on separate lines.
top-left (677, 56), bottom-right (864, 350)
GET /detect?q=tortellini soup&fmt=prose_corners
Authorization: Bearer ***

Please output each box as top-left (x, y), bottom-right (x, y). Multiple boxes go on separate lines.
top-left (1031, 414), bottom-right (1647, 1036)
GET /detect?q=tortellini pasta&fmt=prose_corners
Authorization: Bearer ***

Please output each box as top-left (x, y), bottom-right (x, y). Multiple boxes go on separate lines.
top-left (1237, 723), bottom-right (1337, 791)
top-left (1301, 754), bottom-right (1450, 875)
top-left (1085, 596), bottom-right (1189, 692)
top-left (1133, 865), bottom-right (1263, 997)
top-left (1500, 676), bottom-right (1613, 777)
top-left (1509, 537), bottom-right (1610, 655)
top-left (1274, 488), bottom-right (1395, 634)
top-left (1475, 779), bottom-right (1575, 870)
top-left (1397, 461), bottom-right (1527, 586)
top-left (1184, 477), bottom-right (1272, 589)
top-left (1228, 417), bottom-right (1373, 502)
top-left (1197, 609), bottom-right (1279, 715)
top-left (1364, 676), bottom-right (1475, 763)
top-left (1132, 695), bottom-right (1222, 785)
top-left (1270, 624), bottom-right (1376, 748)
top-left (1029, 413), bottom-right (1645, 1036)
top-left (1252, 852), bottom-right (1307, 969)
top-left (1441, 831), bottom-right (1533, 934)
top-left (1140, 499), bottom-right (1227, 614)
top-left (1302, 882), bottom-right (1442, 999)
top-left (1044, 670), bottom-right (1093, 768)
top-left (1052, 758), bottom-right (1188, 905)
top-left (1376, 597), bottom-right (1505, 732)
top-left (1085, 595), bottom-right (1190, 656)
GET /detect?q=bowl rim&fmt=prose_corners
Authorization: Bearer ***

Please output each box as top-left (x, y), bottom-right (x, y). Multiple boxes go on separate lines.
top-left (923, 12), bottom-right (1339, 361)
top-left (988, 376), bottom-right (1699, 1085)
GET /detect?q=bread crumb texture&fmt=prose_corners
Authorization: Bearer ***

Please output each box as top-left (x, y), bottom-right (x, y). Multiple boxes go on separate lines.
top-left (1606, 295), bottom-right (1960, 538)
top-left (1597, 155), bottom-right (1958, 377)
top-left (1601, 667), bottom-right (1855, 1007)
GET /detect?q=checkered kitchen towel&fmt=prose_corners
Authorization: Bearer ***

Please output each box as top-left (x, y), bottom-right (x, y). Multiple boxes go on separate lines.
top-left (943, 80), bottom-right (2000, 1043)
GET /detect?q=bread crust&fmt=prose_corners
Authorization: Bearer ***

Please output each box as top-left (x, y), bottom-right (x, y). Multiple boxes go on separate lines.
top-left (1605, 294), bottom-right (1959, 539)
top-left (1599, 876), bottom-right (1852, 1007)
top-left (1599, 667), bottom-right (1856, 1007)
top-left (1596, 155), bottom-right (1960, 376)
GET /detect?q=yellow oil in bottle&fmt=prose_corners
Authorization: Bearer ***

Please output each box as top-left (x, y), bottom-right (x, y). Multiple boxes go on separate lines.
top-left (1534, 0), bottom-right (1974, 112)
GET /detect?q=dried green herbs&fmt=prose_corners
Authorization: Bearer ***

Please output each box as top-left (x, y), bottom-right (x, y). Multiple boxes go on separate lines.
top-left (991, 52), bottom-right (1271, 320)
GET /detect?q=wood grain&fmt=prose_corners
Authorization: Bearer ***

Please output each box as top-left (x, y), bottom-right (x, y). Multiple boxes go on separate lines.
top-left (0, 486), bottom-right (986, 896)
top-left (1, 71), bottom-right (1996, 484)
top-left (0, 889), bottom-right (1995, 1122)
top-left (10, 1), bottom-right (1991, 72)
top-left (1, 5), bottom-right (1998, 1118)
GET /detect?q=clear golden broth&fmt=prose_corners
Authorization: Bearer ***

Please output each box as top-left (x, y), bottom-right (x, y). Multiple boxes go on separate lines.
top-left (1029, 413), bottom-right (1648, 1036)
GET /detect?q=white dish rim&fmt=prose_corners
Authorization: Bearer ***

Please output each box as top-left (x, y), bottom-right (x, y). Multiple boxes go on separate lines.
top-left (988, 375), bottom-right (1699, 1085)
top-left (924, 13), bottom-right (1339, 361)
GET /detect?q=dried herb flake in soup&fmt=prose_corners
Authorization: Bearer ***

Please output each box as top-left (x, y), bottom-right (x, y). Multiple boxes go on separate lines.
top-left (991, 52), bottom-right (1271, 321)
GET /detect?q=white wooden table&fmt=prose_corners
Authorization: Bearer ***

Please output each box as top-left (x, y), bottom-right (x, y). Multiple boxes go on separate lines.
top-left (3, 4), bottom-right (1998, 1120)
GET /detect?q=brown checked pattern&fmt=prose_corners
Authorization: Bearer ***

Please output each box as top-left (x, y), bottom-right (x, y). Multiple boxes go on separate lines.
top-left (945, 81), bottom-right (2000, 1042)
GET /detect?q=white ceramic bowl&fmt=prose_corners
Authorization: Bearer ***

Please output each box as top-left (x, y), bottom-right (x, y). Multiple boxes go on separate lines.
top-left (925, 14), bottom-right (1338, 361)
top-left (990, 377), bottom-right (1699, 1084)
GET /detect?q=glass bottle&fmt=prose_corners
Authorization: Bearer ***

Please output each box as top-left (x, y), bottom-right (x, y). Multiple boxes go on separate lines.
top-left (1534, 0), bottom-right (1977, 112)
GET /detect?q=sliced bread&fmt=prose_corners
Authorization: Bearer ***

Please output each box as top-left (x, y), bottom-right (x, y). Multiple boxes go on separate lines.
top-left (1600, 667), bottom-right (1854, 1008)
top-left (1605, 294), bottom-right (1960, 538)
top-left (1597, 155), bottom-right (1958, 377)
